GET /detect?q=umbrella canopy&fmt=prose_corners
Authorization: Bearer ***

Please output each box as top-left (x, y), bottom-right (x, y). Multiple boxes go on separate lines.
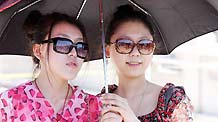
top-left (0, 0), bottom-right (218, 61)
top-left (0, 0), bottom-right (21, 12)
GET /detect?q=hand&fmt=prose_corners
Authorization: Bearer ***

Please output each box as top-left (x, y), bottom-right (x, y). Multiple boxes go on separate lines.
top-left (100, 93), bottom-right (140, 122)
top-left (100, 107), bottom-right (123, 122)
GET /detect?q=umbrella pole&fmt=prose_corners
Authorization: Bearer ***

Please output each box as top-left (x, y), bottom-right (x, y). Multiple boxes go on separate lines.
top-left (98, 0), bottom-right (108, 93)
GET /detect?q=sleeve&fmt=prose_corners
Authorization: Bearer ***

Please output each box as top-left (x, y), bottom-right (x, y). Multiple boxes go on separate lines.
top-left (87, 95), bottom-right (102, 122)
top-left (0, 91), bottom-right (12, 122)
top-left (170, 95), bottom-right (194, 122)
top-left (79, 94), bottom-right (102, 122)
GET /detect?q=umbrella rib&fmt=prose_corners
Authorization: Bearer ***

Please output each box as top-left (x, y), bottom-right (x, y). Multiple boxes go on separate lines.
top-left (0, 0), bottom-right (42, 43)
top-left (15, 0), bottom-right (42, 13)
top-left (128, 0), bottom-right (169, 54)
top-left (128, 0), bottom-right (150, 16)
top-left (76, 0), bottom-right (88, 20)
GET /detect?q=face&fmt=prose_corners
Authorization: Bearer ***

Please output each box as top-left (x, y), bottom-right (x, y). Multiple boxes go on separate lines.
top-left (108, 21), bottom-right (154, 78)
top-left (39, 21), bottom-right (85, 80)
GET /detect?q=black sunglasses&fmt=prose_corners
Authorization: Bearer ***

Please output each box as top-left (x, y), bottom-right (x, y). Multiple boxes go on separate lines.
top-left (111, 39), bottom-right (155, 55)
top-left (41, 37), bottom-right (88, 59)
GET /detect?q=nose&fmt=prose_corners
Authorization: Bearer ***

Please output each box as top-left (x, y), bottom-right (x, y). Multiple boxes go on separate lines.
top-left (129, 45), bottom-right (140, 56)
top-left (68, 47), bottom-right (77, 57)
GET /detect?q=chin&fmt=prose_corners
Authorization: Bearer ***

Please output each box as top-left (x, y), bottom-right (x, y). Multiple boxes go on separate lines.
top-left (126, 70), bottom-right (144, 75)
top-left (63, 73), bottom-right (78, 81)
top-left (125, 72), bottom-right (145, 78)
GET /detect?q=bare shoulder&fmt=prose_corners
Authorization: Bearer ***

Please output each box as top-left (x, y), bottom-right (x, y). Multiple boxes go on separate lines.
top-left (145, 82), bottom-right (163, 103)
top-left (148, 82), bottom-right (162, 96)
top-left (141, 82), bottom-right (163, 114)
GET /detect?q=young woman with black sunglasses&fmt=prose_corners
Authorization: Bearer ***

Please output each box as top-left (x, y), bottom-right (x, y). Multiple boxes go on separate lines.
top-left (0, 11), bottom-right (101, 121)
top-left (100, 5), bottom-right (193, 122)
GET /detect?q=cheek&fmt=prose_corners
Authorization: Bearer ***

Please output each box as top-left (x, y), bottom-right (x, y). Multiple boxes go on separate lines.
top-left (42, 44), bottom-right (54, 61)
top-left (47, 46), bottom-right (65, 66)
top-left (142, 55), bottom-right (152, 67)
top-left (48, 48), bottom-right (59, 61)
top-left (110, 50), bottom-right (126, 68)
top-left (48, 54), bottom-right (65, 69)
top-left (76, 58), bottom-right (84, 69)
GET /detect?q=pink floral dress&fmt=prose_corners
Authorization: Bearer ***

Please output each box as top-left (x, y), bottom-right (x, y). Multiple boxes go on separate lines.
top-left (0, 81), bottom-right (101, 122)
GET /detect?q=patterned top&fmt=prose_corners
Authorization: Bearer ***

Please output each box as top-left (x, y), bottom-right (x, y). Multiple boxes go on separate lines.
top-left (103, 83), bottom-right (193, 122)
top-left (0, 81), bottom-right (101, 122)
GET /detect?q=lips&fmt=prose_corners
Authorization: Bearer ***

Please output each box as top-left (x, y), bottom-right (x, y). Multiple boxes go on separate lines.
top-left (66, 61), bottom-right (78, 69)
top-left (126, 61), bottom-right (142, 66)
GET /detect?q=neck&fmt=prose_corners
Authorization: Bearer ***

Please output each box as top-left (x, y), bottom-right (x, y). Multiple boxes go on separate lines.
top-left (35, 70), bottom-right (69, 98)
top-left (116, 74), bottom-right (149, 98)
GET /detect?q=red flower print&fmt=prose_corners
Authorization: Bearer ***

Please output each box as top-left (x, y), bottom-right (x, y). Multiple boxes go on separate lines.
top-left (30, 114), bottom-right (36, 121)
top-left (29, 89), bottom-right (35, 97)
top-left (78, 94), bottom-right (83, 99)
top-left (64, 109), bottom-right (72, 117)
top-left (20, 114), bottom-right (26, 121)
top-left (68, 100), bottom-right (73, 107)
top-left (35, 102), bottom-right (41, 109)
top-left (36, 110), bottom-right (42, 117)
top-left (36, 92), bottom-right (44, 98)
top-left (44, 101), bottom-right (51, 107)
top-left (1, 99), bottom-right (8, 107)
top-left (0, 82), bottom-right (102, 122)
top-left (81, 102), bottom-right (86, 108)
top-left (18, 103), bottom-right (24, 110)
top-left (74, 108), bottom-right (81, 114)
top-left (22, 96), bottom-right (28, 103)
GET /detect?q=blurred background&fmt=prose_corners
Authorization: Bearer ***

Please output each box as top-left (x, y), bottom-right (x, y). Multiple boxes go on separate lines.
top-left (0, 30), bottom-right (218, 121)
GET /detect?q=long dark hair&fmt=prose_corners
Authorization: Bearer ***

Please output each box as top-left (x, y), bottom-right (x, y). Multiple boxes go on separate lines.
top-left (106, 4), bottom-right (155, 44)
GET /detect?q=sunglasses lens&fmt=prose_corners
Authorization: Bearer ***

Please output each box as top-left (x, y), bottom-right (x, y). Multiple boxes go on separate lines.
top-left (116, 39), bottom-right (133, 54)
top-left (55, 39), bottom-right (72, 54)
top-left (114, 39), bottom-right (154, 55)
top-left (53, 38), bottom-right (88, 59)
top-left (138, 39), bottom-right (154, 55)
top-left (76, 42), bottom-right (88, 59)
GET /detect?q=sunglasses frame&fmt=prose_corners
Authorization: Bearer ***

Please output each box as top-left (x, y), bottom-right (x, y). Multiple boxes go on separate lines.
top-left (41, 37), bottom-right (88, 59)
top-left (111, 39), bottom-right (155, 55)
